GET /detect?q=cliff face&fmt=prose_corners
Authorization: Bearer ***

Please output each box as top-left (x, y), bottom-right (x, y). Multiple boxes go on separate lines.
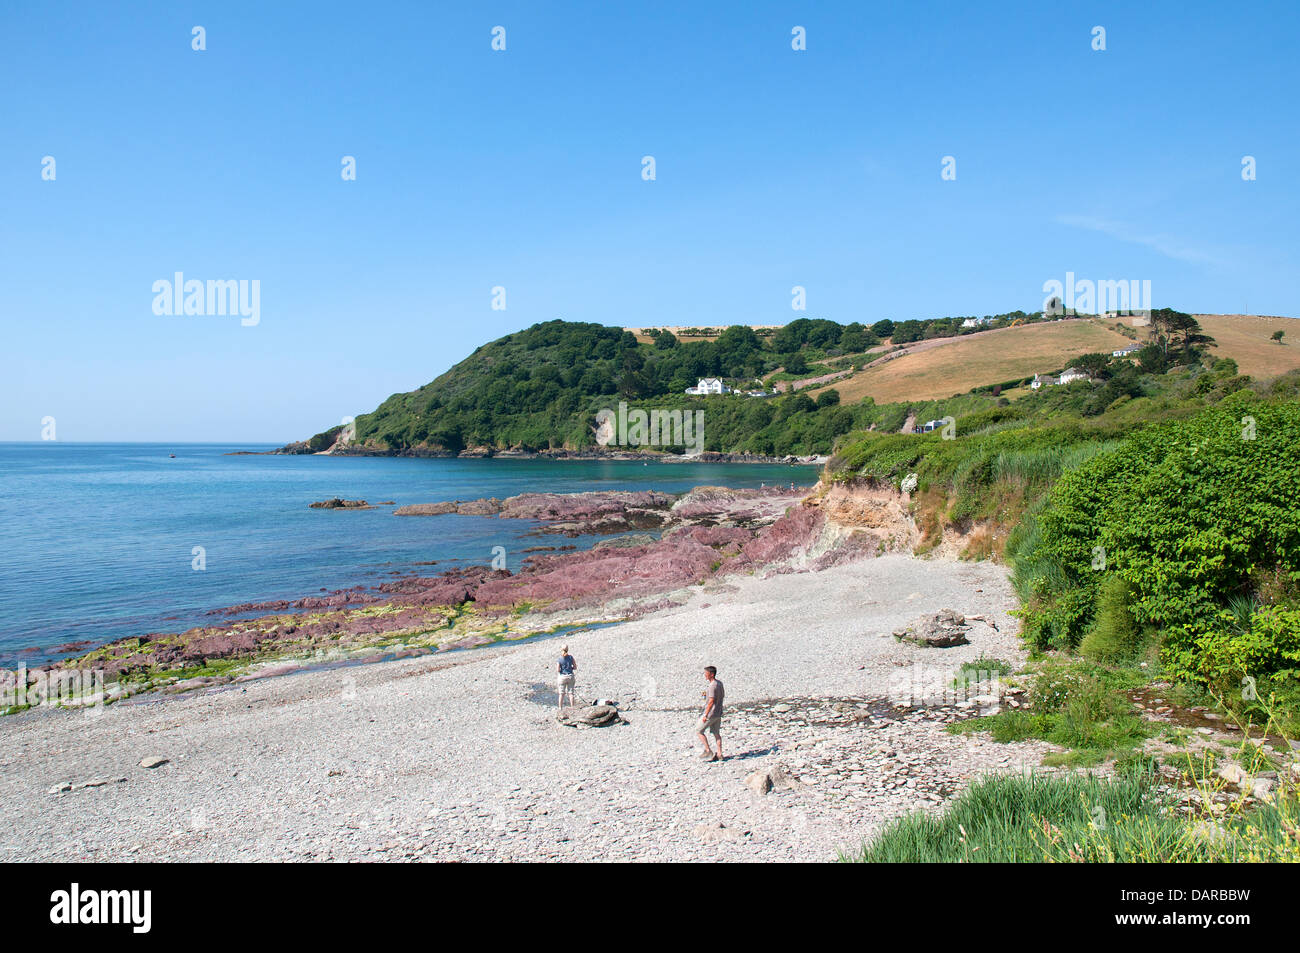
top-left (797, 480), bottom-right (920, 566)
top-left (807, 478), bottom-right (1007, 562)
top-left (810, 481), bottom-right (918, 537)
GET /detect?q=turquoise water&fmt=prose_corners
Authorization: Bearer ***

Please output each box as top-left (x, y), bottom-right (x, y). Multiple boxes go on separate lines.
top-left (0, 444), bottom-right (815, 664)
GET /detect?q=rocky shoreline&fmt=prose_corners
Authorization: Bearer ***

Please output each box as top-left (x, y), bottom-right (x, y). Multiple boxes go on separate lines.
top-left (249, 443), bottom-right (828, 466)
top-left (22, 481), bottom-right (919, 701)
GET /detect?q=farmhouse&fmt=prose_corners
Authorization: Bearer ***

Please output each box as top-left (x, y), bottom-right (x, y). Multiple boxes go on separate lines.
top-left (1030, 373), bottom-right (1057, 389)
top-left (1057, 367), bottom-right (1091, 385)
top-left (1112, 343), bottom-right (1143, 358)
top-left (960, 317), bottom-right (992, 329)
top-left (685, 378), bottom-right (730, 395)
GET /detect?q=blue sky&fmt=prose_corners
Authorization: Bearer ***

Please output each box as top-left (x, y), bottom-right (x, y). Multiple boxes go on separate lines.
top-left (2, 0), bottom-right (1297, 441)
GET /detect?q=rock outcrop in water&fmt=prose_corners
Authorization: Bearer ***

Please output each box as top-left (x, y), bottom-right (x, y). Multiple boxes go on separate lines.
top-left (396, 490), bottom-right (675, 534)
top-left (394, 487), bottom-right (803, 536)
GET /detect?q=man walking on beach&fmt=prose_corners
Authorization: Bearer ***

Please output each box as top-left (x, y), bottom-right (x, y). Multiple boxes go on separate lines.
top-left (557, 645), bottom-right (578, 710)
top-left (696, 666), bottom-right (724, 761)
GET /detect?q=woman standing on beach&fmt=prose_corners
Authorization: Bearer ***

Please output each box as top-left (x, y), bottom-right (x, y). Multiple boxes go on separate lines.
top-left (557, 646), bottom-right (578, 709)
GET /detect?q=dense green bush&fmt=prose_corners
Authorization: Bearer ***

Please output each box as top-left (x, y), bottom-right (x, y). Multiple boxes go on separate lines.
top-left (1013, 394), bottom-right (1300, 683)
top-left (1193, 606), bottom-right (1300, 692)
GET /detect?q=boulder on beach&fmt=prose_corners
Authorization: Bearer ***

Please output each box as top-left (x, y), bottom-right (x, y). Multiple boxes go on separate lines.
top-left (893, 609), bottom-right (970, 647)
top-left (556, 704), bottom-right (624, 728)
top-left (744, 764), bottom-right (799, 795)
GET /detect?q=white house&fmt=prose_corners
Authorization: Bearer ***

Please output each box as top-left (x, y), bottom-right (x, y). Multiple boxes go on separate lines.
top-left (960, 317), bottom-right (992, 329)
top-left (1058, 367), bottom-right (1091, 385)
top-left (685, 377), bottom-right (729, 395)
top-left (1112, 343), bottom-right (1142, 358)
top-left (1030, 373), bottom-right (1057, 390)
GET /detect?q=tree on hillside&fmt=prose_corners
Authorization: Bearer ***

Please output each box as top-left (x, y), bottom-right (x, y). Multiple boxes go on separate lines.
top-left (924, 318), bottom-right (959, 339)
top-left (715, 325), bottom-right (762, 371)
top-left (1149, 308), bottom-right (1214, 363)
top-left (652, 329), bottom-right (679, 349)
top-left (1073, 352), bottom-right (1114, 381)
top-left (805, 319), bottom-right (843, 349)
top-left (839, 326), bottom-right (877, 352)
top-left (771, 318), bottom-right (813, 353)
top-left (1137, 343), bottom-right (1168, 375)
top-left (872, 318), bottom-right (895, 339)
top-left (1273, 330), bottom-right (1286, 345)
top-left (618, 348), bottom-right (651, 399)
top-left (1081, 365), bottom-right (1144, 416)
top-left (891, 320), bottom-right (924, 344)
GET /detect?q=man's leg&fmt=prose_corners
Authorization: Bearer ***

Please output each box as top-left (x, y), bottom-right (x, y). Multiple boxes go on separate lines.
top-left (713, 728), bottom-right (723, 760)
top-left (697, 724), bottom-right (713, 757)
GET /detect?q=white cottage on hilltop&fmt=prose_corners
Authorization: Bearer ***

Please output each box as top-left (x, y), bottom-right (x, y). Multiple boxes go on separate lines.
top-left (685, 378), bottom-right (729, 395)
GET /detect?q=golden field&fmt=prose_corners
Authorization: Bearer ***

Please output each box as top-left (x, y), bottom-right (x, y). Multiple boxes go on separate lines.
top-left (809, 319), bottom-right (1132, 403)
top-left (806, 314), bottom-right (1299, 404)
top-left (1193, 314), bottom-right (1300, 378)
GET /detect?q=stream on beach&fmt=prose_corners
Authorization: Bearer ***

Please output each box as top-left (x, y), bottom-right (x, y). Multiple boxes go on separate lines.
top-left (0, 443), bottom-right (815, 665)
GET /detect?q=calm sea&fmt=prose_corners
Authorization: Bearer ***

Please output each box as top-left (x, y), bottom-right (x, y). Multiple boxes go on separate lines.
top-left (0, 444), bottom-right (815, 664)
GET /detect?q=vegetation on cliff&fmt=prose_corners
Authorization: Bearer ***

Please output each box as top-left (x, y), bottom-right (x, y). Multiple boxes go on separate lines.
top-left (826, 304), bottom-right (1300, 724)
top-left (300, 313), bottom-right (1045, 455)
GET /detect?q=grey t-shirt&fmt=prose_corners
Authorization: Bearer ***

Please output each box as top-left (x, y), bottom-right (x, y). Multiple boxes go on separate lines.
top-left (704, 678), bottom-right (724, 718)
